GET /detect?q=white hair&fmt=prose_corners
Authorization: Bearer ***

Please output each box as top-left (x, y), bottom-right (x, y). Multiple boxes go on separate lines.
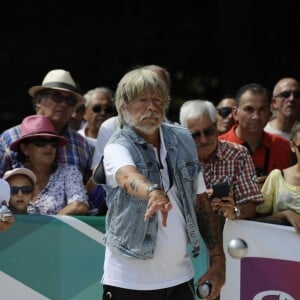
top-left (83, 87), bottom-right (114, 108)
top-left (179, 99), bottom-right (217, 128)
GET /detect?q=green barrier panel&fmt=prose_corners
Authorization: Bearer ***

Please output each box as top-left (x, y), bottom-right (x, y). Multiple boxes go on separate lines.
top-left (0, 215), bottom-right (208, 300)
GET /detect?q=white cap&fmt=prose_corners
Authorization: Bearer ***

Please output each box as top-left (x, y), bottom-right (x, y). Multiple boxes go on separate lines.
top-left (3, 168), bottom-right (37, 184)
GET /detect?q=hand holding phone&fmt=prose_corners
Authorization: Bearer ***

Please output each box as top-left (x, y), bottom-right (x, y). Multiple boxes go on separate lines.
top-left (211, 182), bottom-right (230, 198)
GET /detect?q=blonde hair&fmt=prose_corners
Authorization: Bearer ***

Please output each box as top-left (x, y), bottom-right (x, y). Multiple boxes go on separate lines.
top-left (115, 68), bottom-right (170, 126)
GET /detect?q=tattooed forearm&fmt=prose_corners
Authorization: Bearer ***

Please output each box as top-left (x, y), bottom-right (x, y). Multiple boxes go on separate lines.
top-left (129, 178), bottom-right (150, 192)
top-left (116, 167), bottom-right (151, 194)
top-left (195, 192), bottom-right (223, 252)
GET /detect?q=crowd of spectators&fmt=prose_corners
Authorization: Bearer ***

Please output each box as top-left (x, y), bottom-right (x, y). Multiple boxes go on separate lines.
top-left (2, 66), bottom-right (300, 299)
top-left (1, 68), bottom-right (299, 229)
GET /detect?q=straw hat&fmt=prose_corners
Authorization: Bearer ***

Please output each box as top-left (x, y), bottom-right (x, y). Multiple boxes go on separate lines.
top-left (28, 69), bottom-right (85, 105)
top-left (10, 115), bottom-right (68, 151)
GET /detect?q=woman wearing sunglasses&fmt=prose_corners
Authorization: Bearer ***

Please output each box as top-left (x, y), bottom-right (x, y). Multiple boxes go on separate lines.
top-left (9, 115), bottom-right (89, 215)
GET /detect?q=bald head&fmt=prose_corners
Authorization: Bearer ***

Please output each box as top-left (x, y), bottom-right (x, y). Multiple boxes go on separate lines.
top-left (273, 77), bottom-right (300, 97)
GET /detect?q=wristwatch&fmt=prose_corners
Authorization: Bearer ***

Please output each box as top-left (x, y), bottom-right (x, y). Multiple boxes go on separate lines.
top-left (146, 183), bottom-right (162, 197)
top-left (234, 206), bottom-right (241, 219)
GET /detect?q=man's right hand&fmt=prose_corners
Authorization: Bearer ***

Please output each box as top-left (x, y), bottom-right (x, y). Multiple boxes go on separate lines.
top-left (144, 190), bottom-right (172, 227)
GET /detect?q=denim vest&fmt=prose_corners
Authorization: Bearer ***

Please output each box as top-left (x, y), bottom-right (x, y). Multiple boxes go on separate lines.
top-left (104, 123), bottom-right (202, 259)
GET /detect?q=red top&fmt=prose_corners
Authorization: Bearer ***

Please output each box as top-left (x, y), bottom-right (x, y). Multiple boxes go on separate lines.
top-left (219, 125), bottom-right (291, 174)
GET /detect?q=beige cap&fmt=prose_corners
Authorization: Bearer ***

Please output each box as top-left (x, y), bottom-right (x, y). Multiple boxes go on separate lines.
top-left (3, 168), bottom-right (37, 184)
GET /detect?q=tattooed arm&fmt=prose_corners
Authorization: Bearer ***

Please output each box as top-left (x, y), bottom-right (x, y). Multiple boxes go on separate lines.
top-left (115, 165), bottom-right (172, 226)
top-left (195, 192), bottom-right (226, 300)
top-left (195, 192), bottom-right (224, 255)
top-left (116, 165), bottom-right (152, 198)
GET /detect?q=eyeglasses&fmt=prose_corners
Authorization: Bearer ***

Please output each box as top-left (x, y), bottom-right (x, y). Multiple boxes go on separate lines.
top-left (10, 186), bottom-right (33, 195)
top-left (217, 107), bottom-right (233, 118)
top-left (190, 126), bottom-right (216, 139)
top-left (274, 90), bottom-right (300, 99)
top-left (25, 137), bottom-right (59, 148)
top-left (91, 105), bottom-right (114, 114)
top-left (43, 91), bottom-right (78, 107)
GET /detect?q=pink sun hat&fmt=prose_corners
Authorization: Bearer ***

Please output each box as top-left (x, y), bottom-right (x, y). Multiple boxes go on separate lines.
top-left (10, 115), bottom-right (68, 152)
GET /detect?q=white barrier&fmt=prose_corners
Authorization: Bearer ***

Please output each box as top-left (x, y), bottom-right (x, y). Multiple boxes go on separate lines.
top-left (221, 219), bottom-right (300, 300)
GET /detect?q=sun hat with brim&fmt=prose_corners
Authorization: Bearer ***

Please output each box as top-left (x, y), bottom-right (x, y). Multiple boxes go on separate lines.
top-left (3, 168), bottom-right (37, 185)
top-left (28, 69), bottom-right (85, 106)
top-left (10, 115), bottom-right (68, 152)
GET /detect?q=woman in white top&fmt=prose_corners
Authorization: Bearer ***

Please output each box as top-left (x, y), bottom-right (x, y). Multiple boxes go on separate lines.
top-left (257, 120), bottom-right (300, 232)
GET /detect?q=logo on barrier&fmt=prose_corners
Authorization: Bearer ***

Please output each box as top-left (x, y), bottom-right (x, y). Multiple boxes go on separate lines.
top-left (254, 290), bottom-right (295, 300)
top-left (241, 257), bottom-right (300, 299)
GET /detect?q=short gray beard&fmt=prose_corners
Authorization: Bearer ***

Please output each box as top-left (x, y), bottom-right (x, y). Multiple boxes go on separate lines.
top-left (123, 110), bottom-right (162, 134)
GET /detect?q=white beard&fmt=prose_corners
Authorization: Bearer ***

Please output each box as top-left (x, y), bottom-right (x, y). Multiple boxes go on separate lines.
top-left (123, 110), bottom-right (162, 134)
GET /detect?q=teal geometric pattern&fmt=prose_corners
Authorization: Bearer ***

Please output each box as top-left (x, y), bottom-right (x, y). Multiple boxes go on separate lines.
top-left (0, 215), bottom-right (207, 300)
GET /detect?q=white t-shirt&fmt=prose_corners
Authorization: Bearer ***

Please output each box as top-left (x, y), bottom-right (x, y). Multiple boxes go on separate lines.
top-left (92, 116), bottom-right (119, 169)
top-left (264, 123), bottom-right (291, 141)
top-left (78, 124), bottom-right (97, 147)
top-left (102, 130), bottom-right (206, 290)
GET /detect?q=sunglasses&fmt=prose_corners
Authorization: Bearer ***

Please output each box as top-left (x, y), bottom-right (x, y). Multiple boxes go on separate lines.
top-left (190, 126), bottom-right (216, 139)
top-left (275, 90), bottom-right (300, 99)
top-left (25, 137), bottom-right (59, 148)
top-left (11, 186), bottom-right (33, 195)
top-left (43, 92), bottom-right (78, 107)
top-left (217, 107), bottom-right (233, 118)
top-left (91, 105), bottom-right (114, 114)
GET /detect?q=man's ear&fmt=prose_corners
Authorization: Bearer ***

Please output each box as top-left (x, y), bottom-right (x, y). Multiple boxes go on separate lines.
top-left (34, 99), bottom-right (42, 113)
top-left (270, 98), bottom-right (278, 111)
top-left (232, 106), bottom-right (238, 122)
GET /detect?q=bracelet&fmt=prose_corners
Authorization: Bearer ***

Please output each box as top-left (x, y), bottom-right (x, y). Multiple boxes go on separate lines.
top-left (229, 206), bottom-right (241, 220)
top-left (146, 183), bottom-right (163, 197)
top-left (234, 206), bottom-right (241, 219)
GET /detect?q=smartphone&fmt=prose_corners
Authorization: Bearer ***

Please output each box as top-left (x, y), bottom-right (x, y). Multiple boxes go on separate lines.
top-left (211, 182), bottom-right (230, 198)
top-left (255, 167), bottom-right (267, 177)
